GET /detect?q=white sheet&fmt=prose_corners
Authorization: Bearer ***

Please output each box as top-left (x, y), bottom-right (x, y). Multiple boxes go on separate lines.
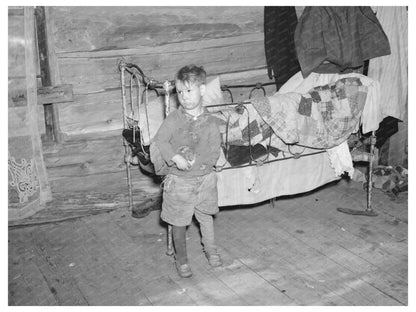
top-left (368, 6), bottom-right (408, 121)
top-left (217, 151), bottom-right (339, 206)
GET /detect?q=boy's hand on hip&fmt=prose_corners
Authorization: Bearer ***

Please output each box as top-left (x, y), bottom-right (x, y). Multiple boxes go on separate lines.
top-left (171, 154), bottom-right (191, 170)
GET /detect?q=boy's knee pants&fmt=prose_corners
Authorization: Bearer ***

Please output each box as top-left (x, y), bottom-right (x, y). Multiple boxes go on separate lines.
top-left (161, 173), bottom-right (219, 227)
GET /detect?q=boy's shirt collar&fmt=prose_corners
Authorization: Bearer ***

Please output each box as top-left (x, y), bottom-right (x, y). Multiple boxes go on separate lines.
top-left (179, 106), bottom-right (209, 121)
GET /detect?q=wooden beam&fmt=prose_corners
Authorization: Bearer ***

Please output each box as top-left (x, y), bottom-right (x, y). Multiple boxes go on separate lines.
top-left (37, 84), bottom-right (74, 105)
top-left (9, 106), bottom-right (46, 137)
top-left (8, 7), bottom-right (24, 16)
top-left (56, 33), bottom-right (264, 58)
top-left (24, 6), bottom-right (52, 203)
top-left (9, 84), bottom-right (74, 107)
top-left (35, 6), bottom-right (62, 143)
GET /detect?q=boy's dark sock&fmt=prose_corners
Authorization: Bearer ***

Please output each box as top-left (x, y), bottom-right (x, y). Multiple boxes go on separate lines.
top-left (172, 225), bottom-right (188, 265)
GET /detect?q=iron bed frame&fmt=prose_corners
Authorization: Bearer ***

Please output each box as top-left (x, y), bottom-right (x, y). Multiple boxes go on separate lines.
top-left (118, 60), bottom-right (378, 256)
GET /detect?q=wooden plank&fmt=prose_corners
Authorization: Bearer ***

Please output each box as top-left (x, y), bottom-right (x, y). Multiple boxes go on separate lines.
top-left (35, 7), bottom-right (52, 86)
top-left (8, 11), bottom-right (26, 78)
top-left (9, 261), bottom-right (58, 305)
top-left (44, 7), bottom-right (63, 86)
top-left (183, 220), bottom-right (295, 305)
top-left (20, 225), bottom-right (90, 305)
top-left (58, 40), bottom-right (266, 94)
top-left (8, 179), bottom-right (407, 306)
top-left (49, 7), bottom-right (264, 53)
top-left (35, 6), bottom-right (62, 143)
top-left (275, 202), bottom-right (407, 279)
top-left (219, 195), bottom-right (406, 305)
top-left (361, 270), bottom-right (408, 305)
top-left (216, 208), bottom-right (352, 305)
top-left (81, 211), bottom-right (196, 305)
top-left (266, 184), bottom-right (407, 304)
top-left (24, 6), bottom-right (52, 203)
top-left (73, 216), bottom-right (152, 305)
top-left (55, 71), bottom-right (274, 137)
top-left (57, 33), bottom-right (264, 59)
top-left (142, 276), bottom-right (197, 306)
top-left (166, 258), bottom-right (247, 305)
top-left (59, 58), bottom-right (265, 95)
top-left (45, 6), bottom-right (65, 144)
top-left (16, 216), bottom-right (152, 305)
top-left (116, 210), bottom-right (246, 305)
top-left (8, 229), bottom-right (58, 305)
top-left (8, 84), bottom-right (74, 107)
top-left (43, 132), bottom-right (128, 180)
top-left (54, 33), bottom-right (266, 94)
top-left (8, 105), bottom-right (46, 137)
top-left (47, 170), bottom-right (160, 200)
top-left (266, 218), bottom-right (405, 305)
top-left (200, 248), bottom-right (295, 305)
top-left (44, 190), bottom-right (161, 211)
top-left (57, 91), bottom-right (125, 136)
top-left (332, 181), bottom-right (408, 239)
top-left (37, 84), bottom-right (74, 104)
top-left (8, 7), bottom-right (24, 16)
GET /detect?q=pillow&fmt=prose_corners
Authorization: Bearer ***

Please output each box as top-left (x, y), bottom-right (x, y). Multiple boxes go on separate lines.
top-left (202, 76), bottom-right (224, 107)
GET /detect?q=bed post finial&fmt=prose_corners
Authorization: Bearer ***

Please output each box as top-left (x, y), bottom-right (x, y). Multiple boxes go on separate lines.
top-left (163, 80), bottom-right (172, 118)
top-left (118, 59), bottom-right (126, 72)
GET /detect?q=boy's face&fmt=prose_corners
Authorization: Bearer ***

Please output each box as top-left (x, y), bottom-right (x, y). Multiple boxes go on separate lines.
top-left (176, 80), bottom-right (206, 111)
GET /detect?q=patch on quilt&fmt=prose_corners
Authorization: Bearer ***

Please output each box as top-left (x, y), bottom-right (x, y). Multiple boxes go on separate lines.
top-left (298, 97), bottom-right (312, 116)
top-left (211, 104), bottom-right (272, 146)
top-left (296, 77), bottom-right (368, 148)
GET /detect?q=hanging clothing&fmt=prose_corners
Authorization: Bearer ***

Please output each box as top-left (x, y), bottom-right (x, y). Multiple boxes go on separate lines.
top-left (295, 6), bottom-right (391, 78)
top-left (374, 116), bottom-right (399, 148)
top-left (367, 6), bottom-right (407, 121)
top-left (264, 6), bottom-right (301, 91)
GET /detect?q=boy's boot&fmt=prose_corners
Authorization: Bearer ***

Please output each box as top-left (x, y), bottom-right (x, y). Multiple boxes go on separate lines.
top-left (205, 249), bottom-right (222, 267)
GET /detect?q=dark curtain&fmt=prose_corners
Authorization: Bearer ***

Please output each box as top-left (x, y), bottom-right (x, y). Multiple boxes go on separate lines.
top-left (264, 6), bottom-right (301, 91)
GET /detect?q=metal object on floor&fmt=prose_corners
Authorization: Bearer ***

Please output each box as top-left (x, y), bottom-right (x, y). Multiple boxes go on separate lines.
top-left (337, 132), bottom-right (378, 217)
top-left (336, 207), bottom-right (378, 216)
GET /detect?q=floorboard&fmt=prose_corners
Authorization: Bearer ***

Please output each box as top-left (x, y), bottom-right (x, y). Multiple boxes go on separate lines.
top-left (8, 179), bottom-right (408, 306)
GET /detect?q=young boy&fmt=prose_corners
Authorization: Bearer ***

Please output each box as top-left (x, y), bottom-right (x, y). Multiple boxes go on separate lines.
top-left (151, 65), bottom-right (223, 278)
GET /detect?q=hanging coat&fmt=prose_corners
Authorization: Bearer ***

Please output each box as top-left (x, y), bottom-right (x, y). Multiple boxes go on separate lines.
top-left (264, 6), bottom-right (301, 91)
top-left (295, 6), bottom-right (391, 78)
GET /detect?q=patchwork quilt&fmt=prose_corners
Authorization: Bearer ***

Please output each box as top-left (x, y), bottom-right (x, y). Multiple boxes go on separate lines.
top-left (211, 77), bottom-right (368, 149)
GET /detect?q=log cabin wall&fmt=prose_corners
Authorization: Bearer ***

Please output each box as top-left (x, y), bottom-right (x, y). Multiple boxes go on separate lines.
top-left (42, 6), bottom-right (274, 204)
top-left (12, 6), bottom-right (407, 214)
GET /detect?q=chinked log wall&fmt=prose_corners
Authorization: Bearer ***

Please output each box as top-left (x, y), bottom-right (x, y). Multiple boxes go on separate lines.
top-left (43, 6), bottom-right (274, 208)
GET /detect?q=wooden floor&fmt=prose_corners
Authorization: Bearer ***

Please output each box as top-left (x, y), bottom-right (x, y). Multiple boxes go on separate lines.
top-left (8, 179), bottom-right (408, 306)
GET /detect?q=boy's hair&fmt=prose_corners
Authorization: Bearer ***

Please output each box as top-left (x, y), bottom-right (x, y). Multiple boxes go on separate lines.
top-left (175, 64), bottom-right (206, 86)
